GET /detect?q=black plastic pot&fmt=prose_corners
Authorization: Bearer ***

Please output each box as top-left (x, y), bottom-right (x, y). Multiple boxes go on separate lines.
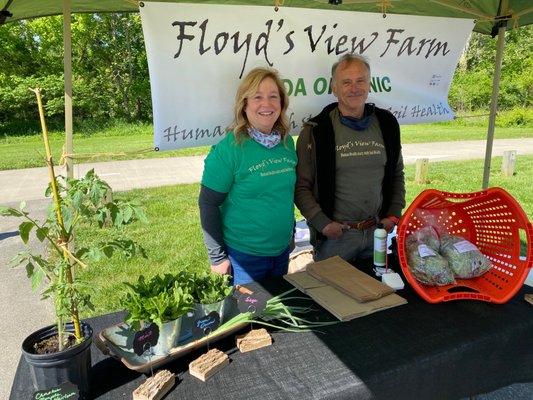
top-left (21, 321), bottom-right (93, 399)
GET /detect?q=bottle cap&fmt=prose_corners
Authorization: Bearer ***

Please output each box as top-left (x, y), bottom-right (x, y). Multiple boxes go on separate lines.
top-left (377, 223), bottom-right (384, 229)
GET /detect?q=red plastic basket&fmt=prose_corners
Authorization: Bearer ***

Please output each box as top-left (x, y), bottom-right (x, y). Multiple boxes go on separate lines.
top-left (397, 187), bottom-right (532, 303)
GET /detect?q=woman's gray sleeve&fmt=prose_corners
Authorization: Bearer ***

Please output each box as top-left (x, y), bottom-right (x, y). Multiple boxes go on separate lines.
top-left (198, 185), bottom-right (229, 265)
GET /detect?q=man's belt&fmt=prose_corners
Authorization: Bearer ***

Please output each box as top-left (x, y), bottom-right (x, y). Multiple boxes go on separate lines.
top-left (341, 217), bottom-right (376, 230)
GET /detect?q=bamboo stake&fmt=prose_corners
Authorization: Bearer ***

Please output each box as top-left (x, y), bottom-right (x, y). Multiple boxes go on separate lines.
top-left (63, 0), bottom-right (74, 179)
top-left (31, 88), bottom-right (82, 344)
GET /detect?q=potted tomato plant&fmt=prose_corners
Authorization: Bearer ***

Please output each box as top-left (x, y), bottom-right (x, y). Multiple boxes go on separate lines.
top-left (0, 89), bottom-right (147, 398)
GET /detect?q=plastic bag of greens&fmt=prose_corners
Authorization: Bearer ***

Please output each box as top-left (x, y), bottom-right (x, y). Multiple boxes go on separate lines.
top-left (406, 233), bottom-right (455, 286)
top-left (412, 225), bottom-right (441, 251)
top-left (440, 234), bottom-right (492, 278)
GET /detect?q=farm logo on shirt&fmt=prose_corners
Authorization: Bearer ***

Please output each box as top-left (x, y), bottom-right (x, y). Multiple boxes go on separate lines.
top-left (335, 140), bottom-right (384, 158)
top-left (248, 157), bottom-right (296, 176)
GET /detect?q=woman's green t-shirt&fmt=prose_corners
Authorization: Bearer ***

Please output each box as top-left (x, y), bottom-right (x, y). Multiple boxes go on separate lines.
top-left (201, 132), bottom-right (297, 256)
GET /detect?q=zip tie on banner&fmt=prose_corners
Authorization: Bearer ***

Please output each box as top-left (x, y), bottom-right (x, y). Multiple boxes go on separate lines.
top-left (59, 146), bottom-right (69, 166)
top-left (377, 0), bottom-right (393, 17)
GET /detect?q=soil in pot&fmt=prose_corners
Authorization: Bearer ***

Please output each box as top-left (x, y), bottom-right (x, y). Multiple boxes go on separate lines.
top-left (33, 335), bottom-right (77, 354)
top-left (22, 322), bottom-right (93, 399)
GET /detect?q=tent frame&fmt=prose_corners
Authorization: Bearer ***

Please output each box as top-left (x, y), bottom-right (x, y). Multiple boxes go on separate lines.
top-left (63, 0), bottom-right (73, 178)
top-left (482, 20), bottom-right (507, 189)
top-left (481, 0), bottom-right (510, 189)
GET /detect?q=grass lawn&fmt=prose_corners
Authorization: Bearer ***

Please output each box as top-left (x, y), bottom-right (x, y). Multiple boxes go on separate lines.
top-left (0, 125), bottom-right (209, 170)
top-left (401, 124), bottom-right (531, 143)
top-left (75, 155), bottom-right (533, 318)
top-left (0, 117), bottom-right (531, 170)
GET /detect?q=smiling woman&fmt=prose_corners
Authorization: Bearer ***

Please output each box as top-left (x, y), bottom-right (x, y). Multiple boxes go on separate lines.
top-left (198, 67), bottom-right (297, 286)
top-left (244, 77), bottom-right (281, 134)
top-left (231, 68), bottom-right (290, 143)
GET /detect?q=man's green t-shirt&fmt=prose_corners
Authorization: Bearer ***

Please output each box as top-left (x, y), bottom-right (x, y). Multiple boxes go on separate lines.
top-left (202, 132), bottom-right (297, 256)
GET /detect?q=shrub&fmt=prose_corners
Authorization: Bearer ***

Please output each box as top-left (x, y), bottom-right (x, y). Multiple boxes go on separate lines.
top-left (449, 71), bottom-right (493, 111)
top-left (496, 108), bottom-right (533, 127)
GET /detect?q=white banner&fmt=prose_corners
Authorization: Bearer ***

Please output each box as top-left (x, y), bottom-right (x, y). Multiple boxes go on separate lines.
top-left (140, 2), bottom-right (474, 151)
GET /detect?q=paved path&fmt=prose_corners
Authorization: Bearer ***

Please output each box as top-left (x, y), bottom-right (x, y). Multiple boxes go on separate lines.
top-left (0, 199), bottom-right (53, 399)
top-left (1, 138), bottom-right (532, 398)
top-left (1, 138), bottom-right (532, 203)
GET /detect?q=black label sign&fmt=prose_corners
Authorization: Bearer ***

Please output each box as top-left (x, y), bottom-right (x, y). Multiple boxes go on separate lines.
top-left (133, 323), bottom-right (160, 356)
top-left (33, 381), bottom-right (79, 400)
top-left (237, 289), bottom-right (268, 315)
top-left (192, 311), bottom-right (220, 337)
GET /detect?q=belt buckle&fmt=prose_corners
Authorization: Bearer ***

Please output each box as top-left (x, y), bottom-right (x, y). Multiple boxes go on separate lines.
top-left (355, 221), bottom-right (364, 230)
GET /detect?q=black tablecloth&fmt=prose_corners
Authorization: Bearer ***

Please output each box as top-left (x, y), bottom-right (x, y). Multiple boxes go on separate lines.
top-left (10, 260), bottom-right (533, 400)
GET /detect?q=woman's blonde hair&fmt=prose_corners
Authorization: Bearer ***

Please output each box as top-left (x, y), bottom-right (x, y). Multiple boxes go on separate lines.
top-left (230, 67), bottom-right (290, 143)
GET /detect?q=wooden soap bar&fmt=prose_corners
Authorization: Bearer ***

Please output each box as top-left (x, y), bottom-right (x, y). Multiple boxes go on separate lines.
top-left (133, 370), bottom-right (175, 400)
top-left (236, 328), bottom-right (272, 353)
top-left (189, 348), bottom-right (229, 382)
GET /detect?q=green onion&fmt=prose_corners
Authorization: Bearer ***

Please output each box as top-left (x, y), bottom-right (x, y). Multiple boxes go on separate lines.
top-left (214, 288), bottom-right (338, 335)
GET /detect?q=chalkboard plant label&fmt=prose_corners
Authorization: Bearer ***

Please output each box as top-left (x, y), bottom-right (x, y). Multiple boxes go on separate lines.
top-left (0, 90), bottom-right (148, 398)
top-left (192, 311), bottom-right (221, 337)
top-left (133, 323), bottom-right (160, 356)
top-left (237, 289), bottom-right (268, 315)
top-left (32, 381), bottom-right (79, 400)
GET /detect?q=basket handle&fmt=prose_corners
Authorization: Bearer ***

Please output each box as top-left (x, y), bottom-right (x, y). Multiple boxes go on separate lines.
top-left (445, 285), bottom-right (480, 294)
top-left (443, 293), bottom-right (492, 302)
top-left (434, 189), bottom-right (489, 200)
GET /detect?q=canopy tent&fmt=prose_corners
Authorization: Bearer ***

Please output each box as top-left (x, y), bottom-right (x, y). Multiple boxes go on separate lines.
top-left (2, 1), bottom-right (532, 34)
top-left (1, 0), bottom-right (532, 187)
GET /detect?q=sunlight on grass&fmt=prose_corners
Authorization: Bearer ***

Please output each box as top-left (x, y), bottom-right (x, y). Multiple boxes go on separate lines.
top-left (1, 117), bottom-right (531, 170)
top-left (75, 155), bottom-right (532, 317)
top-left (76, 184), bottom-right (208, 316)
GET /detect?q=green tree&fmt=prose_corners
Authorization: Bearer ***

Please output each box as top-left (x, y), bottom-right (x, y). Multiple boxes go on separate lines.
top-left (450, 25), bottom-right (532, 112)
top-left (0, 15), bottom-right (531, 130)
top-left (71, 13), bottom-right (150, 120)
top-left (0, 13), bottom-right (150, 125)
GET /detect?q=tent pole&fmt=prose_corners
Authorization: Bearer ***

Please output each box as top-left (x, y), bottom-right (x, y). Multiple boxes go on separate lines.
top-left (482, 23), bottom-right (507, 189)
top-left (63, 0), bottom-right (73, 179)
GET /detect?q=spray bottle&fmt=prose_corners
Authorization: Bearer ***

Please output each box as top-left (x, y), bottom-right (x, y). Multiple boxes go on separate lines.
top-left (373, 223), bottom-right (387, 268)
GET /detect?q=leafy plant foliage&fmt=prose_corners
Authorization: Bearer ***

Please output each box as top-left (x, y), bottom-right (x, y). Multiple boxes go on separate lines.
top-left (122, 273), bottom-right (194, 331)
top-left (192, 272), bottom-right (233, 305)
top-left (121, 270), bottom-right (234, 331)
top-left (0, 13), bottom-right (150, 124)
top-left (0, 169), bottom-right (147, 348)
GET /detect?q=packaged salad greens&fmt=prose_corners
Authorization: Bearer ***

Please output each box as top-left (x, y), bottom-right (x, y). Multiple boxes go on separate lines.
top-left (440, 234), bottom-right (492, 278)
top-left (406, 233), bottom-right (455, 286)
top-left (411, 225), bottom-right (441, 251)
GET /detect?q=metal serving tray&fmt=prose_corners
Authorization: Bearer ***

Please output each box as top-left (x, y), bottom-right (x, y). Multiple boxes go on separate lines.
top-left (94, 300), bottom-right (248, 374)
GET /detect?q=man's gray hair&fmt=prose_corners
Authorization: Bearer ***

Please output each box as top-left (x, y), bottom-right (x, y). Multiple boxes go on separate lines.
top-left (331, 54), bottom-right (371, 82)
